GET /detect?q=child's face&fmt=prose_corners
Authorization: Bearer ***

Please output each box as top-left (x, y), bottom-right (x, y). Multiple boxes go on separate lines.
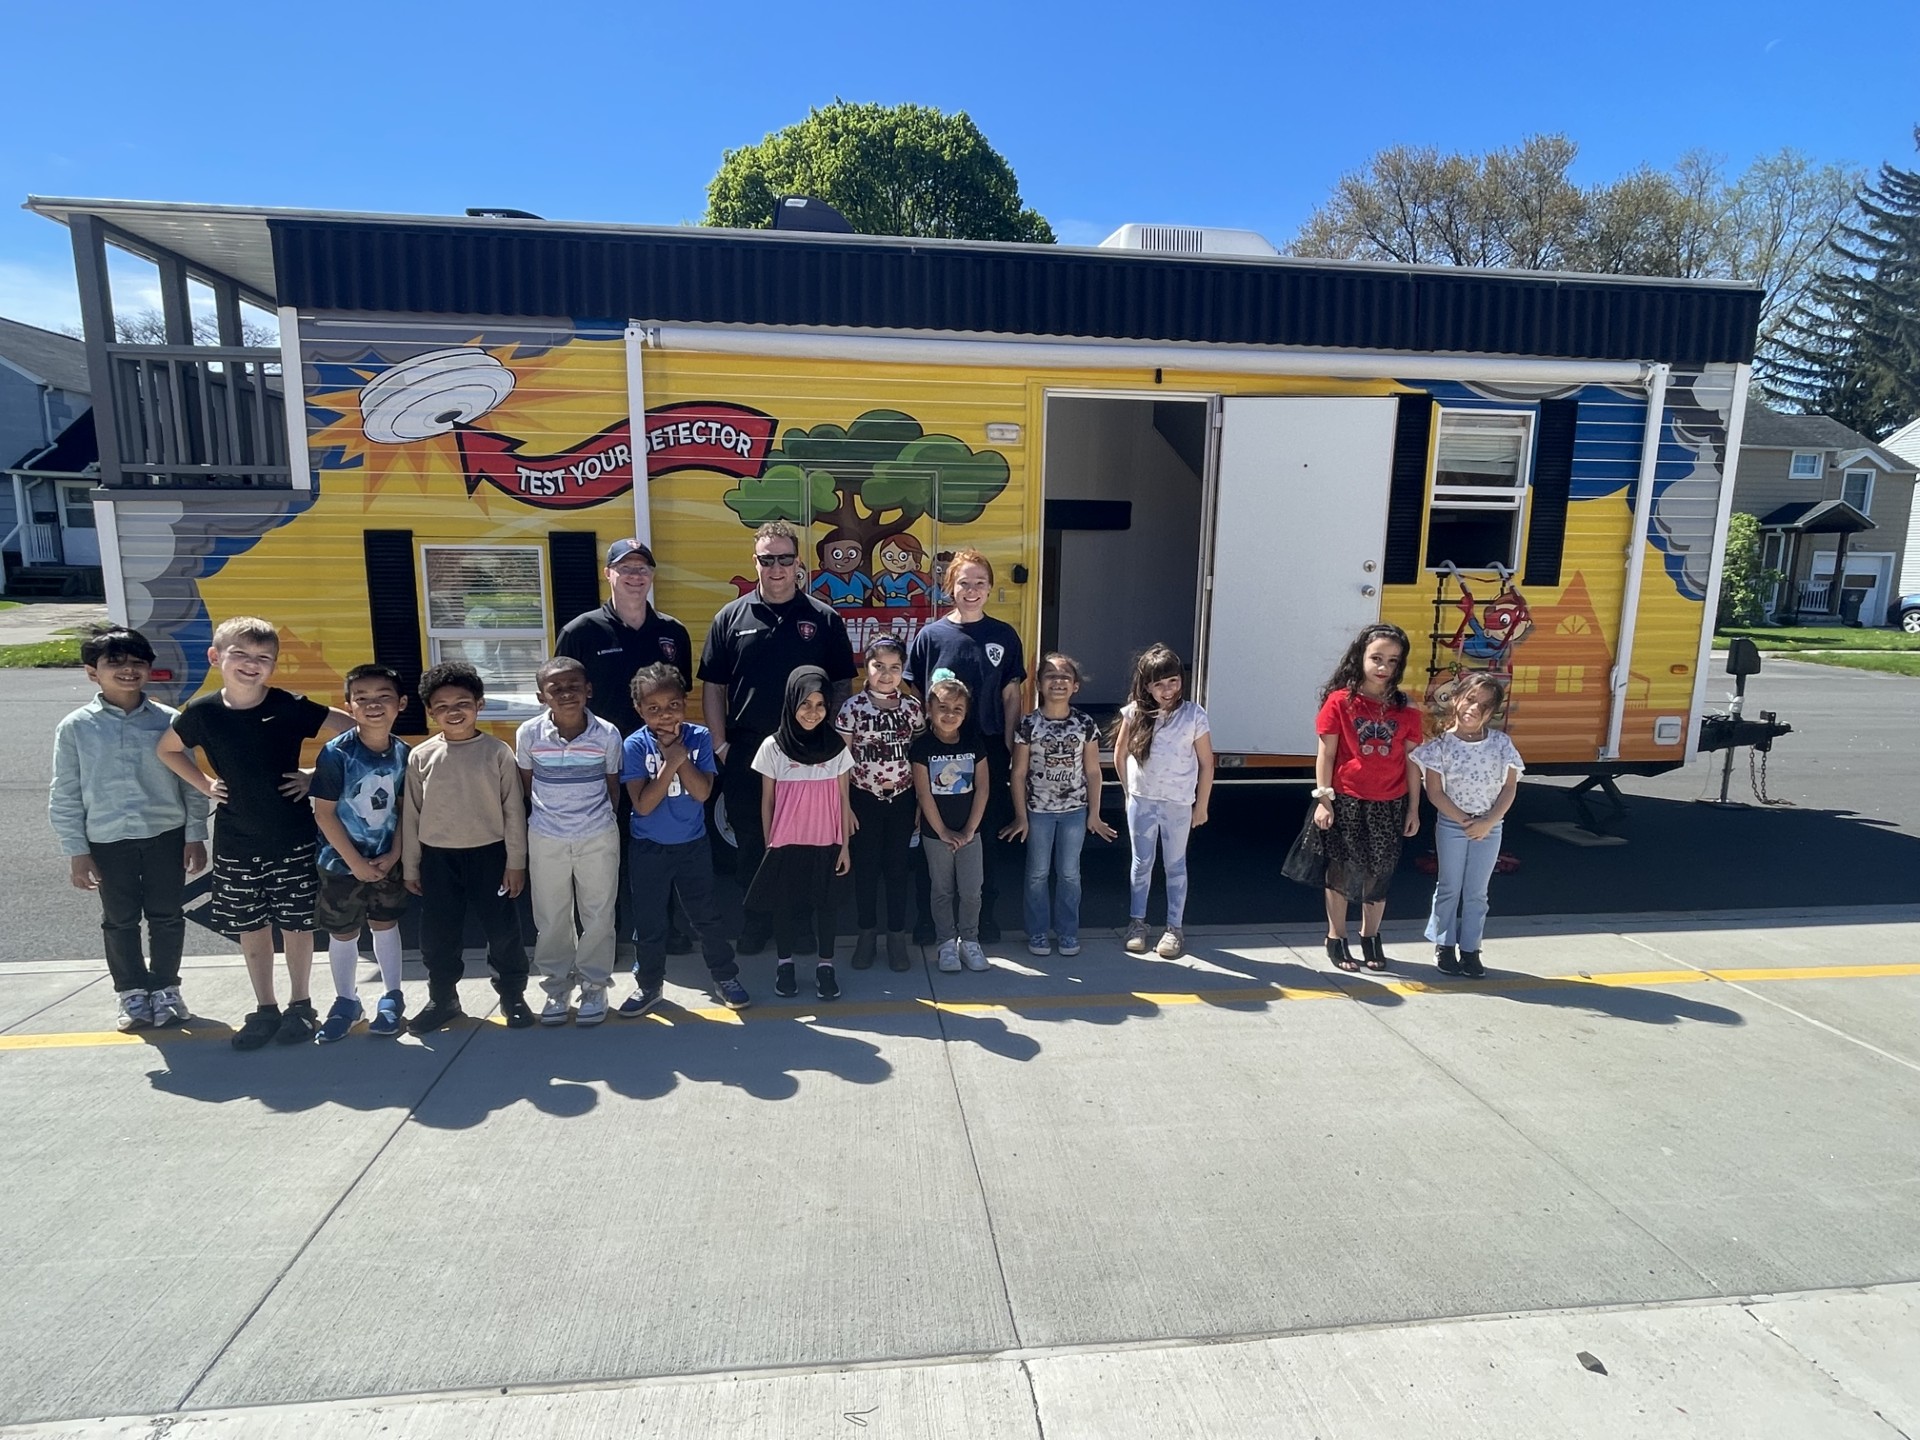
top-left (345, 678), bottom-right (401, 730)
top-left (1362, 638), bottom-right (1404, 691)
top-left (1147, 673), bottom-right (1182, 709)
top-left (537, 668), bottom-right (591, 723)
top-left (86, 652), bottom-right (151, 708)
top-left (1040, 663), bottom-right (1080, 704)
top-left (929, 691), bottom-right (968, 736)
top-left (794, 691), bottom-right (828, 731)
top-left (1454, 687), bottom-right (1496, 729)
top-left (638, 684), bottom-right (687, 744)
top-left (865, 651), bottom-right (904, 695)
top-left (426, 684), bottom-right (482, 740)
top-left (210, 639), bottom-right (277, 691)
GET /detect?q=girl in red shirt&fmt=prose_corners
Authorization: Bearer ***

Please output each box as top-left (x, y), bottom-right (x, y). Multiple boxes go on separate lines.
top-left (1311, 624), bottom-right (1422, 972)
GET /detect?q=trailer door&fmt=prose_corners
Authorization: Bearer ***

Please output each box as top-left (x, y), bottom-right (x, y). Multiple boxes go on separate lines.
top-left (1204, 397), bottom-right (1400, 754)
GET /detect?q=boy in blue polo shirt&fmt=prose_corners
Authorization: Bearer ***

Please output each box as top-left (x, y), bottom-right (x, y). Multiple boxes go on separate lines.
top-left (619, 663), bottom-right (743, 1014)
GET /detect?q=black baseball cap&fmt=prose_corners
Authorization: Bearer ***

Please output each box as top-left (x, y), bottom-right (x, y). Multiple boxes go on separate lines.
top-left (606, 538), bottom-right (656, 567)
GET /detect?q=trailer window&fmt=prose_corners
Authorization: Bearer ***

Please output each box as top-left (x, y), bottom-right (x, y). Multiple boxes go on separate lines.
top-left (421, 545), bottom-right (549, 716)
top-left (1424, 410), bottom-right (1532, 571)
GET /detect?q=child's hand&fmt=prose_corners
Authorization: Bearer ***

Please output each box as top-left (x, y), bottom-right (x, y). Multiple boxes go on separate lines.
top-left (1000, 817), bottom-right (1028, 843)
top-left (207, 777), bottom-right (229, 804)
top-left (278, 769), bottom-right (312, 801)
top-left (847, 811), bottom-right (861, 837)
top-left (1313, 798), bottom-right (1334, 831)
top-left (405, 875), bottom-right (423, 896)
top-left (368, 849), bottom-right (397, 877)
top-left (183, 841), bottom-right (208, 877)
top-left (662, 740), bottom-right (689, 772)
top-left (1402, 806), bottom-right (1421, 839)
top-left (834, 844), bottom-right (851, 877)
top-left (1464, 815), bottom-right (1496, 842)
top-left (1191, 802), bottom-right (1210, 830)
top-left (69, 855), bottom-right (101, 891)
top-left (957, 826), bottom-right (977, 849)
top-left (1088, 813), bottom-right (1117, 842)
top-left (347, 855), bottom-right (384, 884)
top-left (503, 867), bottom-right (527, 899)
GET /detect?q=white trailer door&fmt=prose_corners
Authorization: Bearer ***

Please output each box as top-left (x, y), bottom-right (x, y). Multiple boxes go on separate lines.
top-left (1205, 397), bottom-right (1401, 754)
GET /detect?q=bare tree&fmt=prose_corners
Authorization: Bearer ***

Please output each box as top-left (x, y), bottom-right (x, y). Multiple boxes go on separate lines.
top-left (110, 306), bottom-right (280, 348)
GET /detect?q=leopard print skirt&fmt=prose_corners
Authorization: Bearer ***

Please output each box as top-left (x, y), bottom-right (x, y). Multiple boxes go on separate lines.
top-left (1322, 793), bottom-right (1408, 904)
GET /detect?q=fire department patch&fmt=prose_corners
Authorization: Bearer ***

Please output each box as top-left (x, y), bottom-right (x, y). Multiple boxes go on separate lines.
top-left (796, 621), bottom-right (818, 641)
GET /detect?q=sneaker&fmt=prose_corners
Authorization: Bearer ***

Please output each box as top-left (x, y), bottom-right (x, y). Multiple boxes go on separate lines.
top-left (407, 997), bottom-right (464, 1035)
top-left (960, 940), bottom-right (990, 972)
top-left (619, 982), bottom-right (665, 1017)
top-left (500, 994), bottom-right (536, 1029)
top-left (148, 986), bottom-right (190, 1028)
top-left (851, 930), bottom-right (878, 969)
top-left (1460, 950), bottom-right (1486, 979)
top-left (540, 993), bottom-right (574, 1027)
top-left (1057, 937), bottom-right (1082, 957)
top-left (816, 964), bottom-right (840, 1000)
top-left (1435, 945), bottom-right (1462, 976)
top-left (1027, 935), bottom-right (1053, 957)
top-left (368, 990), bottom-right (406, 1036)
top-left (575, 985), bottom-right (609, 1027)
top-left (275, 999), bottom-right (319, 1045)
top-left (1124, 918), bottom-right (1151, 954)
top-left (231, 1005), bottom-right (282, 1051)
top-left (316, 995), bottom-right (363, 1044)
top-left (115, 990), bottom-right (153, 1032)
top-left (774, 961), bottom-right (798, 998)
top-left (1156, 928), bottom-right (1185, 960)
top-left (715, 977), bottom-right (752, 1010)
top-left (886, 931), bottom-right (912, 972)
top-left (936, 939), bottom-right (963, 973)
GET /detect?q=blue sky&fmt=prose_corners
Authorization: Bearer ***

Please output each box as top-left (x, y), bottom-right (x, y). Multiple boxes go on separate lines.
top-left (5, 0), bottom-right (1916, 332)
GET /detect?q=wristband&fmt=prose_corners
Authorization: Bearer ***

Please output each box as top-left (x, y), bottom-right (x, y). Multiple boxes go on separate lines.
top-left (1311, 786), bottom-right (1336, 802)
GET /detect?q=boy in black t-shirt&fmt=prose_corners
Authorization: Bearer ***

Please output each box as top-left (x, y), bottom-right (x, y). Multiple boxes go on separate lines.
top-left (158, 616), bottom-right (351, 1049)
top-left (909, 678), bottom-right (991, 975)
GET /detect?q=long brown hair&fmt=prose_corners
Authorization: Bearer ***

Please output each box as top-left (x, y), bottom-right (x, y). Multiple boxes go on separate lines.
top-left (1122, 643), bottom-right (1185, 766)
top-left (1318, 623), bottom-right (1411, 708)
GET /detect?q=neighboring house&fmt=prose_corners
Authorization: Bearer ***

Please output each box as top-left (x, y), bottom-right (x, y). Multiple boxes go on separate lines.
top-left (0, 316), bottom-right (94, 592)
top-left (1736, 401), bottom-right (1917, 626)
top-left (1881, 415), bottom-right (1920, 595)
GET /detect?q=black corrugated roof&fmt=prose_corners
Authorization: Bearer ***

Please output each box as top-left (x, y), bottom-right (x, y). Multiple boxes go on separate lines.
top-left (270, 219), bottom-right (1762, 366)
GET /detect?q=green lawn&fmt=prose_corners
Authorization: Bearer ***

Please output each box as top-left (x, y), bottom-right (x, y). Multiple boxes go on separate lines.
top-left (0, 639), bottom-right (82, 668)
top-left (1714, 625), bottom-right (1920, 653)
top-left (1779, 651), bottom-right (1920, 677)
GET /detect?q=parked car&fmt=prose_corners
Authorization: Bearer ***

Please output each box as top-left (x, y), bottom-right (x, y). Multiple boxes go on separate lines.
top-left (1901, 594), bottom-right (1920, 634)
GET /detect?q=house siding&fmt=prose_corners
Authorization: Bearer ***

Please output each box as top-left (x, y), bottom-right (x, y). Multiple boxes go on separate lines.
top-left (1735, 443), bottom-right (1918, 622)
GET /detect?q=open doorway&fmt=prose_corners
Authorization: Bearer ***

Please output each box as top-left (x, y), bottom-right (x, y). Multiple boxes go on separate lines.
top-left (1039, 394), bottom-right (1210, 715)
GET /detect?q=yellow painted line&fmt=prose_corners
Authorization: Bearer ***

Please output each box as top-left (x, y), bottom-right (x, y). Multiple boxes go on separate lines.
top-left (4, 963), bottom-right (1919, 1052)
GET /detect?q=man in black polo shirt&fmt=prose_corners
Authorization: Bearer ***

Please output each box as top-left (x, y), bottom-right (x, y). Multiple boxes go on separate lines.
top-left (699, 520), bottom-right (857, 953)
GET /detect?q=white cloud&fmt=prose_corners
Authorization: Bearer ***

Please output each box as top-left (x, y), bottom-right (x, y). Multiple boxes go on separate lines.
top-left (0, 261), bottom-right (83, 334)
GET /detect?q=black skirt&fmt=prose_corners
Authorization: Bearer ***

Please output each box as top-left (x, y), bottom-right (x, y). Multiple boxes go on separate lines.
top-left (744, 843), bottom-right (838, 915)
top-left (1321, 794), bottom-right (1408, 904)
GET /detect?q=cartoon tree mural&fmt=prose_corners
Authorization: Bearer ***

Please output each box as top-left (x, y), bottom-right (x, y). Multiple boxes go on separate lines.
top-left (721, 409), bottom-right (1010, 558)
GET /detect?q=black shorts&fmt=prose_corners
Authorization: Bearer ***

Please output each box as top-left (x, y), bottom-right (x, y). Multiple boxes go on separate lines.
top-left (210, 843), bottom-right (320, 933)
top-left (312, 865), bottom-right (410, 934)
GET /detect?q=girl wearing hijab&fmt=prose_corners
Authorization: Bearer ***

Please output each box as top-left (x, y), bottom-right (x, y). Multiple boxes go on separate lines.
top-left (747, 668), bottom-right (856, 999)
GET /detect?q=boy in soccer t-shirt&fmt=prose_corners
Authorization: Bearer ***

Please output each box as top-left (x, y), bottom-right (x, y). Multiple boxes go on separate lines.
top-left (309, 664), bottom-right (412, 1042)
top-left (157, 616), bottom-right (351, 1050)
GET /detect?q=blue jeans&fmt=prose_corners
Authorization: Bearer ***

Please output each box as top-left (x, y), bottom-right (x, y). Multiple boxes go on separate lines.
top-left (1023, 808), bottom-right (1087, 944)
top-left (1425, 816), bottom-right (1502, 950)
top-left (1126, 795), bottom-right (1192, 929)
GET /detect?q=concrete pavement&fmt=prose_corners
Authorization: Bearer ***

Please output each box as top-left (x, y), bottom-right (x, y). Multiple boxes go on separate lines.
top-left (3, 906), bottom-right (1918, 1435)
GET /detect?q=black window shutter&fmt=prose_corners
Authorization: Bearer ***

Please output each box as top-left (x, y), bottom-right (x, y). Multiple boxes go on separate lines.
top-left (1523, 398), bottom-right (1579, 587)
top-left (362, 529), bottom-right (426, 736)
top-left (1383, 395), bottom-right (1434, 584)
top-left (549, 531), bottom-right (603, 634)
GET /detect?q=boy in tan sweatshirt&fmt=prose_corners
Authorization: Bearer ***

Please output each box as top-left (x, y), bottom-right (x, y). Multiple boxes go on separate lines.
top-left (402, 661), bottom-right (533, 1033)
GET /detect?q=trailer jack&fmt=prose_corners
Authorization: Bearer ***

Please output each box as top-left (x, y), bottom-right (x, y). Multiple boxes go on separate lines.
top-left (1696, 637), bottom-right (1793, 807)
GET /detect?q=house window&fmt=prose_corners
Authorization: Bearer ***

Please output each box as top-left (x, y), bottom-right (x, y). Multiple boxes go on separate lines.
top-left (58, 484), bottom-right (97, 530)
top-left (1424, 410), bottom-right (1532, 571)
top-left (1788, 451), bottom-right (1824, 480)
top-left (421, 545), bottom-right (549, 716)
top-left (1841, 469), bottom-right (1874, 516)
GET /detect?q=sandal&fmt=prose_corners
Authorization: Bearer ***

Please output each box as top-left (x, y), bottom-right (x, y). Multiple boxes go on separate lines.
top-left (1326, 937), bottom-right (1361, 972)
top-left (1358, 934), bottom-right (1390, 971)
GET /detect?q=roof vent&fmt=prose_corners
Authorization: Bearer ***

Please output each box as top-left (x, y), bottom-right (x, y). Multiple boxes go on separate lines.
top-left (1099, 223), bottom-right (1277, 258)
top-left (466, 207), bottom-right (542, 220)
top-left (773, 195), bottom-right (855, 234)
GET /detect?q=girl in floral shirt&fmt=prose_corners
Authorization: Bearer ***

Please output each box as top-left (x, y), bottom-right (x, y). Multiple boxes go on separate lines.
top-left (835, 637), bottom-right (925, 972)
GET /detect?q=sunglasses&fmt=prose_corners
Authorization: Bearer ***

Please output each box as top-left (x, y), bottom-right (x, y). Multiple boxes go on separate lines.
top-left (755, 553), bottom-right (800, 568)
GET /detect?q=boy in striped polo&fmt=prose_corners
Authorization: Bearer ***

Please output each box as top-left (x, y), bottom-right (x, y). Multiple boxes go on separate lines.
top-left (515, 657), bottom-right (624, 1026)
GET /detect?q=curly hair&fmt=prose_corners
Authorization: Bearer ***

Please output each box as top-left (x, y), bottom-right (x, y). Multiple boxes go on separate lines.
top-left (1318, 624), bottom-right (1412, 708)
top-left (419, 660), bottom-right (484, 705)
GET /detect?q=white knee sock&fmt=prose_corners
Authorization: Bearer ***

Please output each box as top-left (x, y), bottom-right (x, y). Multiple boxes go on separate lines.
top-left (371, 926), bottom-right (403, 992)
top-left (328, 937), bottom-right (359, 1000)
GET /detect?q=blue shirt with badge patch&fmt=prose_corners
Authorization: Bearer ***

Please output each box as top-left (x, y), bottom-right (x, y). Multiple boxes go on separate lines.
top-left (310, 729), bottom-right (409, 873)
top-left (622, 722), bottom-right (717, 845)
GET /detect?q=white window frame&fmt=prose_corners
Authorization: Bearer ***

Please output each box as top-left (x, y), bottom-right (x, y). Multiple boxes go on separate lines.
top-left (1841, 468), bottom-right (1874, 517)
top-left (420, 543), bottom-right (550, 719)
top-left (1788, 450), bottom-right (1825, 480)
top-left (1424, 407), bottom-right (1534, 573)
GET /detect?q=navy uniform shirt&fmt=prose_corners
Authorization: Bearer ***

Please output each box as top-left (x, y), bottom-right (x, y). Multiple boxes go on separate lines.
top-left (697, 590), bottom-right (856, 739)
top-left (555, 602), bottom-right (692, 737)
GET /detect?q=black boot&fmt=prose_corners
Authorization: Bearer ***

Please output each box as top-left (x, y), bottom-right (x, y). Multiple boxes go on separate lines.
top-left (1435, 944), bottom-right (1461, 975)
top-left (1325, 936), bottom-right (1359, 971)
top-left (1357, 934), bottom-right (1390, 971)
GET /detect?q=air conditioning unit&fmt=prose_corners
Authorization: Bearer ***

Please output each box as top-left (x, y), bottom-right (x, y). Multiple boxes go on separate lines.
top-left (1098, 224), bottom-right (1278, 258)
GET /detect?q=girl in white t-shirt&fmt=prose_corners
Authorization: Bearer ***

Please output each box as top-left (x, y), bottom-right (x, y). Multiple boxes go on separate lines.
top-left (1410, 673), bottom-right (1524, 979)
top-left (1114, 644), bottom-right (1214, 960)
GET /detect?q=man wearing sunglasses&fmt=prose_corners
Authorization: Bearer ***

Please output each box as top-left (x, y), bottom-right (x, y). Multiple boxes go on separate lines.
top-left (698, 521), bottom-right (857, 952)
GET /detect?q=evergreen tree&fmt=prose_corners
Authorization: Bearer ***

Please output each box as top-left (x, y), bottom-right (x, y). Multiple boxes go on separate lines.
top-left (1767, 130), bottom-right (1920, 437)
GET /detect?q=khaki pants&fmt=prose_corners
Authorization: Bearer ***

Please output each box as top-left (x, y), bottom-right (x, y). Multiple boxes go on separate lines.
top-left (528, 826), bottom-right (622, 995)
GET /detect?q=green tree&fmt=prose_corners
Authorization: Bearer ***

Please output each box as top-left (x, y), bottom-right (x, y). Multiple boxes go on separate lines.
top-left (723, 409), bottom-right (1011, 559)
top-left (1766, 131), bottom-right (1920, 437)
top-left (1717, 512), bottom-right (1781, 628)
top-left (704, 101), bottom-right (1055, 242)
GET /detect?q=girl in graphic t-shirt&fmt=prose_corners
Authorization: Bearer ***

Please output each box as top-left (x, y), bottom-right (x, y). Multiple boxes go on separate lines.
top-left (1311, 624), bottom-right (1422, 973)
top-left (835, 637), bottom-right (925, 973)
top-left (748, 668), bottom-right (855, 1000)
top-left (1411, 672), bottom-right (1524, 980)
top-left (1115, 644), bottom-right (1214, 961)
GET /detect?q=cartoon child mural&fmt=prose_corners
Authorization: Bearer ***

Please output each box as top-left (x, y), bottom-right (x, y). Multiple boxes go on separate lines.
top-left (809, 531), bottom-right (876, 609)
top-left (873, 531), bottom-right (933, 609)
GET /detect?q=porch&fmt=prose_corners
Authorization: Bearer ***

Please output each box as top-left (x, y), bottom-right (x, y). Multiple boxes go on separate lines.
top-left (1759, 499), bottom-right (1879, 626)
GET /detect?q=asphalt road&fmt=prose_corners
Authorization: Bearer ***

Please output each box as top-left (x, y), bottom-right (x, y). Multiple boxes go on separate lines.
top-left (4, 657), bottom-right (1913, 964)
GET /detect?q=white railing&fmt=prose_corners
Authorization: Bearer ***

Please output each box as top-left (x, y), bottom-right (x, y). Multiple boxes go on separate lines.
top-left (21, 522), bottom-right (63, 566)
top-left (1794, 579), bottom-right (1835, 616)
